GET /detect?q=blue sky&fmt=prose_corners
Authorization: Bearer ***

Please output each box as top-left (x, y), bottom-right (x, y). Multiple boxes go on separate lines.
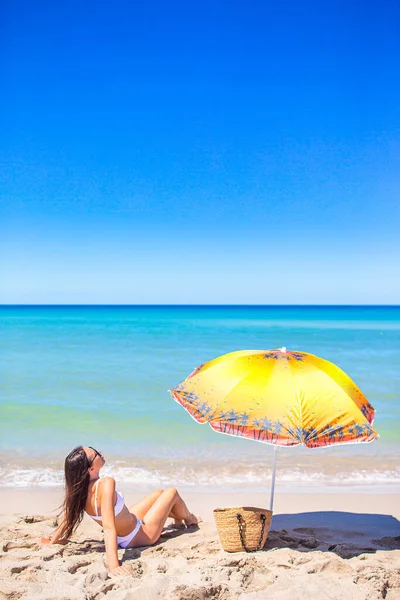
top-left (1, 0), bottom-right (399, 304)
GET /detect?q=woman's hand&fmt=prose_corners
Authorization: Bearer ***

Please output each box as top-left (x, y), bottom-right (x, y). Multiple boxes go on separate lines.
top-left (40, 536), bottom-right (67, 545)
top-left (108, 565), bottom-right (133, 577)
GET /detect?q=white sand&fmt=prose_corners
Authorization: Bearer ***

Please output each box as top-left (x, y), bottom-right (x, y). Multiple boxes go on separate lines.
top-left (1, 489), bottom-right (399, 599)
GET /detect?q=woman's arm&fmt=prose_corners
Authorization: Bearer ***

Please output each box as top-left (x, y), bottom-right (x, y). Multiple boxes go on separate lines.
top-left (98, 477), bottom-right (120, 573)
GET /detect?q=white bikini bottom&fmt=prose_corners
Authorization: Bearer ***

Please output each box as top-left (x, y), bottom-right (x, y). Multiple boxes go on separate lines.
top-left (117, 518), bottom-right (142, 549)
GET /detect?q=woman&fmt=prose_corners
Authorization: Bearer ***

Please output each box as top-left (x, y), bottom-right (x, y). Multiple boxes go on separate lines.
top-left (42, 445), bottom-right (199, 577)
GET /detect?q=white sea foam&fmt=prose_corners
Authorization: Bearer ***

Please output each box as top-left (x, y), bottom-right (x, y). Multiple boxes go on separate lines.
top-left (0, 468), bottom-right (65, 487)
top-left (1, 463), bottom-right (399, 488)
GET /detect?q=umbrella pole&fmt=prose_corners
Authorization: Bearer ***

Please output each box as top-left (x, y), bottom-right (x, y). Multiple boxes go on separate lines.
top-left (269, 446), bottom-right (278, 512)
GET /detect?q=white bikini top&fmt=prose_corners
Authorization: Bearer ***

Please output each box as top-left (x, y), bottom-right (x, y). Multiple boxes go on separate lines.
top-left (88, 479), bottom-right (125, 521)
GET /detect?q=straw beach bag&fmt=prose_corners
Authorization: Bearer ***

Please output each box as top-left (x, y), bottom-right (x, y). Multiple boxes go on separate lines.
top-left (213, 507), bottom-right (272, 553)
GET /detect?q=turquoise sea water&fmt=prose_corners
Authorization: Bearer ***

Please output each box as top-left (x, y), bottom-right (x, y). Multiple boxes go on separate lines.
top-left (0, 305), bottom-right (399, 490)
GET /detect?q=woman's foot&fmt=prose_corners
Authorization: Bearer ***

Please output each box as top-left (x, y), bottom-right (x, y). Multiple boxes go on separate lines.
top-left (171, 513), bottom-right (200, 528)
top-left (184, 513), bottom-right (200, 527)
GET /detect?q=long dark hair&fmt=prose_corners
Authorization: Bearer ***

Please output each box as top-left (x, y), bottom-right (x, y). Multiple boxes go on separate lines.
top-left (58, 445), bottom-right (91, 541)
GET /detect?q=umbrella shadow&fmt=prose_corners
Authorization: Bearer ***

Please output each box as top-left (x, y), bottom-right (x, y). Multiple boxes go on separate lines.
top-left (264, 511), bottom-right (400, 558)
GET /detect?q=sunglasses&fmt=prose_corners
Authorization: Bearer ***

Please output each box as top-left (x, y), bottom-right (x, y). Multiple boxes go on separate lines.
top-left (87, 446), bottom-right (103, 466)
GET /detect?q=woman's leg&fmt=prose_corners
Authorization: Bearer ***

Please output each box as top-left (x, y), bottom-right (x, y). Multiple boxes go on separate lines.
top-left (129, 490), bottom-right (164, 520)
top-left (129, 489), bottom-right (178, 522)
top-left (129, 488), bottom-right (198, 547)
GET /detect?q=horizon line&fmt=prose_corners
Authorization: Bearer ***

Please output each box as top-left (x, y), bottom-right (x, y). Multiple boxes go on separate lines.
top-left (1, 304), bottom-right (399, 308)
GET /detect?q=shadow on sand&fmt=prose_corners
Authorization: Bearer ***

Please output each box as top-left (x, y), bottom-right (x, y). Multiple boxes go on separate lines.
top-left (264, 511), bottom-right (400, 558)
top-left (120, 513), bottom-right (400, 561)
top-left (121, 523), bottom-right (201, 561)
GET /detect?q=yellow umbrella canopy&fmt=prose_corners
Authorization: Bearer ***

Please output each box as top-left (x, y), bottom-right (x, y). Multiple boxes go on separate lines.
top-left (170, 348), bottom-right (377, 449)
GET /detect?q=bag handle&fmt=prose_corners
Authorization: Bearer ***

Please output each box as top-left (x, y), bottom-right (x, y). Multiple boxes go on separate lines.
top-left (236, 513), bottom-right (266, 553)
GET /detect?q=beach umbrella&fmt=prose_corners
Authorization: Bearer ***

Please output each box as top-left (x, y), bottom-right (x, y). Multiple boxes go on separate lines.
top-left (170, 347), bottom-right (378, 511)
